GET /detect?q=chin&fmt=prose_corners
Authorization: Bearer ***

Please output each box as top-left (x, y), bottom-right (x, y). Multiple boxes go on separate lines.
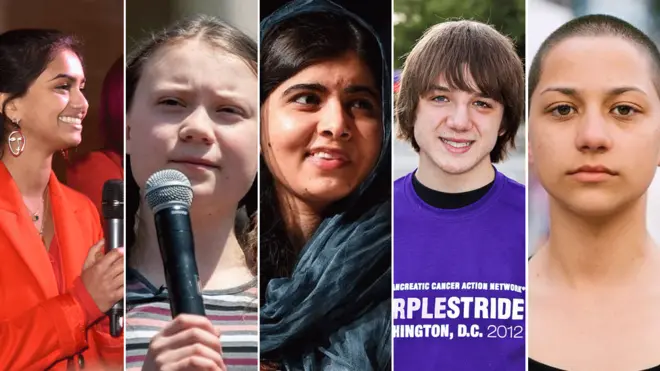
top-left (552, 190), bottom-right (639, 219)
top-left (300, 181), bottom-right (354, 206)
top-left (61, 136), bottom-right (82, 149)
top-left (432, 156), bottom-right (482, 175)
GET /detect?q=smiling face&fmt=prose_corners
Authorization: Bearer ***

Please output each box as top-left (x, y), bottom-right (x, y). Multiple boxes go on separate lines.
top-left (261, 52), bottom-right (382, 211)
top-left (127, 39), bottom-right (258, 211)
top-left (413, 71), bottom-right (504, 176)
top-left (6, 49), bottom-right (88, 153)
top-left (529, 36), bottom-right (660, 217)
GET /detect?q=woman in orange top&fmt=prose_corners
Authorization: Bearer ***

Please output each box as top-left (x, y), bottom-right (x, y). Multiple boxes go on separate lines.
top-left (0, 29), bottom-right (124, 370)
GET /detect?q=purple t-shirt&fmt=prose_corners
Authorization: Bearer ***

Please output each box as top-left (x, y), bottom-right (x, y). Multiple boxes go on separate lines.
top-left (393, 170), bottom-right (526, 370)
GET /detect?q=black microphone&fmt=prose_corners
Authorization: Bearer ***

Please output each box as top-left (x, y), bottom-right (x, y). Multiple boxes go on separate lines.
top-left (102, 179), bottom-right (124, 337)
top-left (144, 169), bottom-right (205, 317)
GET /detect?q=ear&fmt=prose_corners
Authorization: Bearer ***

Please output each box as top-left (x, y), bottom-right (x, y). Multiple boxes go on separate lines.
top-left (0, 93), bottom-right (19, 122)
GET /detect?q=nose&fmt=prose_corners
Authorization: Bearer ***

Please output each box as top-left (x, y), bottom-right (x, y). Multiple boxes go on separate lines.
top-left (178, 107), bottom-right (215, 145)
top-left (69, 88), bottom-right (89, 114)
top-left (575, 110), bottom-right (613, 153)
top-left (317, 98), bottom-right (352, 141)
top-left (444, 103), bottom-right (471, 131)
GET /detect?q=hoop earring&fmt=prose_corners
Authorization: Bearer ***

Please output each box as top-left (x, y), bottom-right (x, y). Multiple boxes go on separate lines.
top-left (7, 120), bottom-right (25, 157)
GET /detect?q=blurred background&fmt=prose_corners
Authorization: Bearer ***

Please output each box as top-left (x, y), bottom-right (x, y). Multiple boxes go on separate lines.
top-left (127, 0), bottom-right (257, 53)
top-left (392, 1), bottom-right (526, 182)
top-left (527, 0), bottom-right (660, 253)
top-left (0, 0), bottom-right (123, 182)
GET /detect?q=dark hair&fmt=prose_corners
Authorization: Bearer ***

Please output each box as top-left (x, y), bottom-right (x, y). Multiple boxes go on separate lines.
top-left (0, 29), bottom-right (82, 146)
top-left (396, 20), bottom-right (524, 163)
top-left (126, 15), bottom-right (258, 273)
top-left (529, 14), bottom-right (660, 99)
top-left (259, 11), bottom-right (385, 300)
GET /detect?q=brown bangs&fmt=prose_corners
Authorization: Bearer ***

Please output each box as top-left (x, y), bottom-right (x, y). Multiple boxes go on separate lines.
top-left (396, 20), bottom-right (523, 163)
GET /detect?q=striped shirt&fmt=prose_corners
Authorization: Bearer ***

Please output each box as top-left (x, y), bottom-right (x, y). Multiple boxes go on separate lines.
top-left (125, 270), bottom-right (258, 370)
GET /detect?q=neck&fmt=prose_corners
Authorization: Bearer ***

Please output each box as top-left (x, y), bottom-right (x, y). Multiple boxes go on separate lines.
top-left (1, 145), bottom-right (52, 198)
top-left (275, 186), bottom-right (323, 254)
top-left (543, 194), bottom-right (658, 287)
top-left (416, 151), bottom-right (495, 193)
top-left (133, 199), bottom-right (253, 291)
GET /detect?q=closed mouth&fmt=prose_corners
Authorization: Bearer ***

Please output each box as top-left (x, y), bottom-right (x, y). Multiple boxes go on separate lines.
top-left (171, 159), bottom-right (219, 169)
top-left (567, 165), bottom-right (617, 175)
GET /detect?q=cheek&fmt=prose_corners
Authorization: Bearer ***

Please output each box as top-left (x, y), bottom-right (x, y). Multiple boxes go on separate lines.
top-left (473, 111), bottom-right (503, 141)
top-left (355, 120), bottom-right (382, 166)
top-left (219, 122), bottom-right (258, 175)
top-left (127, 115), bottom-right (173, 187)
top-left (265, 110), bottom-right (314, 161)
top-left (412, 104), bottom-right (441, 144)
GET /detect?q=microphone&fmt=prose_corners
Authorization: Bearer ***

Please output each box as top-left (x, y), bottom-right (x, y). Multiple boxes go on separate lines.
top-left (144, 169), bottom-right (205, 317)
top-left (101, 179), bottom-right (124, 337)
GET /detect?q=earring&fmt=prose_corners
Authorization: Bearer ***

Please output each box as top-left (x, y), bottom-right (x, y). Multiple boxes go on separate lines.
top-left (7, 119), bottom-right (25, 157)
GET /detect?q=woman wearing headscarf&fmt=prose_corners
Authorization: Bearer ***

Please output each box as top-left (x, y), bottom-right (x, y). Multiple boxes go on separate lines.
top-left (259, 1), bottom-right (392, 370)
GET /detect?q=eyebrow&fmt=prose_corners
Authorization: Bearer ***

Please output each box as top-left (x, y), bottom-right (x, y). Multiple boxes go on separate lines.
top-left (282, 83), bottom-right (379, 100)
top-left (427, 84), bottom-right (490, 98)
top-left (49, 73), bottom-right (86, 84)
top-left (540, 86), bottom-right (647, 97)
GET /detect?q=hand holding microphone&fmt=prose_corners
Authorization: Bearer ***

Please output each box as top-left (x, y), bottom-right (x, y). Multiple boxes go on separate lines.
top-left (81, 239), bottom-right (124, 313)
top-left (142, 170), bottom-right (226, 370)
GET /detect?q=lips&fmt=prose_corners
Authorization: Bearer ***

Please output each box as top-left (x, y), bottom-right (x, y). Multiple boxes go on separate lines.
top-left (567, 164), bottom-right (617, 183)
top-left (567, 165), bottom-right (617, 175)
top-left (59, 115), bottom-right (83, 130)
top-left (440, 137), bottom-right (474, 154)
top-left (170, 158), bottom-right (219, 169)
top-left (306, 146), bottom-right (350, 170)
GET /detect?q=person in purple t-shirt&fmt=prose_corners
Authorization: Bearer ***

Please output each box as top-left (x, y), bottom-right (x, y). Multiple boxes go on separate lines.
top-left (393, 20), bottom-right (526, 370)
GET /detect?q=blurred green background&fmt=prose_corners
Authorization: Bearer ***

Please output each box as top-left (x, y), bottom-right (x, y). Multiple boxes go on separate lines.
top-left (393, 0), bottom-right (525, 69)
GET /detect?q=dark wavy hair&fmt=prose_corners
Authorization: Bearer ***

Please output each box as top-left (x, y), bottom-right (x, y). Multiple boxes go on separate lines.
top-left (126, 15), bottom-right (258, 273)
top-left (259, 11), bottom-right (387, 301)
top-left (0, 29), bottom-right (82, 149)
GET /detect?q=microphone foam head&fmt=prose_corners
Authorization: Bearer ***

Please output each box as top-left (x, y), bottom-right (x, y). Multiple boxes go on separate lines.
top-left (102, 179), bottom-right (123, 219)
top-left (144, 169), bottom-right (193, 212)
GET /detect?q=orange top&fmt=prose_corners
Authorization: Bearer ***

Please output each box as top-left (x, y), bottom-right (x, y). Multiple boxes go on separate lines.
top-left (0, 162), bottom-right (123, 370)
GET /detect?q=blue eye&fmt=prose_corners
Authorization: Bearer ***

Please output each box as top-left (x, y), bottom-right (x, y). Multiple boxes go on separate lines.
top-left (431, 95), bottom-right (449, 103)
top-left (473, 100), bottom-right (492, 109)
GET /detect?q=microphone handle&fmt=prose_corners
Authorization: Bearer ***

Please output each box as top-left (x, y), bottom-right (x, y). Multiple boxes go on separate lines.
top-left (155, 205), bottom-right (205, 317)
top-left (105, 218), bottom-right (124, 337)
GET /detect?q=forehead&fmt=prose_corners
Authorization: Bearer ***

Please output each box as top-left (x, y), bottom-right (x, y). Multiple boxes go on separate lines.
top-left (282, 52), bottom-right (375, 87)
top-left (141, 39), bottom-right (256, 90)
top-left (38, 49), bottom-right (84, 81)
top-left (433, 67), bottom-right (481, 92)
top-left (539, 36), bottom-right (656, 93)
